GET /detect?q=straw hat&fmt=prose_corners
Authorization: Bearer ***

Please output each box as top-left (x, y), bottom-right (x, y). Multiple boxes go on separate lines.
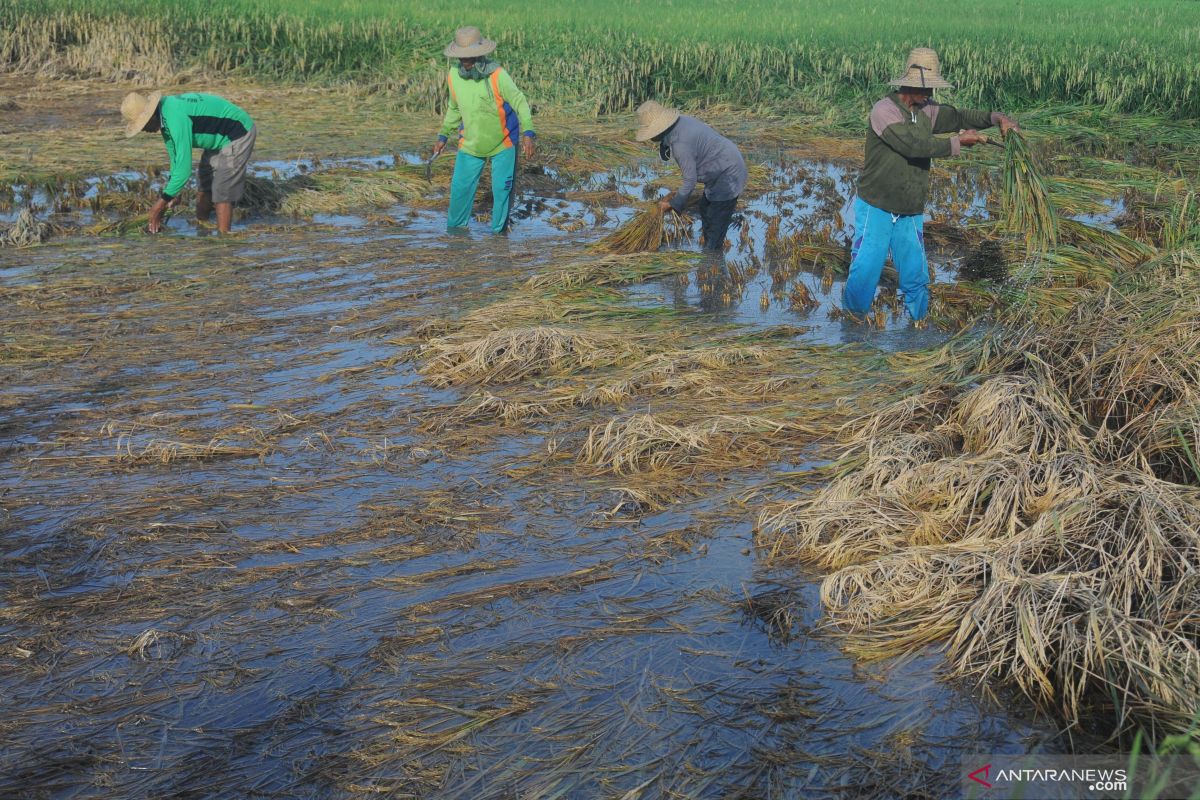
top-left (634, 100), bottom-right (680, 142)
top-left (444, 26), bottom-right (497, 59)
top-left (889, 47), bottom-right (954, 90)
top-left (121, 91), bottom-right (162, 138)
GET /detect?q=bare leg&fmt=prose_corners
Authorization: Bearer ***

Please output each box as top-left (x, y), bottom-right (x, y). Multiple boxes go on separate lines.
top-left (215, 201), bottom-right (234, 234)
top-left (196, 191), bottom-right (214, 222)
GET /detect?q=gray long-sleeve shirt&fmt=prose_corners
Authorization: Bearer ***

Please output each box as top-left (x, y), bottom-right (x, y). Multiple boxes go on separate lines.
top-left (663, 115), bottom-right (748, 212)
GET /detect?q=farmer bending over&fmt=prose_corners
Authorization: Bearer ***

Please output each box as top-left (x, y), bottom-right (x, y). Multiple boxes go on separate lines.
top-left (121, 92), bottom-right (257, 234)
top-left (636, 101), bottom-right (747, 252)
top-left (843, 48), bottom-right (1017, 321)
top-left (432, 26), bottom-right (535, 234)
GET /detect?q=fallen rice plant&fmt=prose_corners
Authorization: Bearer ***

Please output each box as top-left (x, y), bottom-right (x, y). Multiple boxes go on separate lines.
top-left (595, 206), bottom-right (691, 254)
top-left (1, 208), bottom-right (52, 247)
top-left (418, 326), bottom-right (635, 386)
top-left (760, 260), bottom-right (1200, 736)
top-left (580, 412), bottom-right (789, 475)
top-left (1001, 131), bottom-right (1058, 253)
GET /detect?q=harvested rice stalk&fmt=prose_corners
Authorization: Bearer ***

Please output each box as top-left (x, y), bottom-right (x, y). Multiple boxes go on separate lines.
top-left (525, 252), bottom-right (695, 290)
top-left (581, 413), bottom-right (788, 475)
top-left (947, 374), bottom-right (1089, 459)
top-left (576, 346), bottom-right (768, 406)
top-left (595, 205), bottom-right (690, 254)
top-left (758, 494), bottom-right (921, 569)
top-left (820, 543), bottom-right (992, 660)
top-left (88, 210), bottom-right (172, 236)
top-left (419, 326), bottom-right (633, 386)
top-left (1058, 218), bottom-right (1155, 268)
top-left (2, 208), bottom-right (51, 247)
top-left (423, 391), bottom-right (568, 431)
top-left (1001, 131), bottom-right (1058, 253)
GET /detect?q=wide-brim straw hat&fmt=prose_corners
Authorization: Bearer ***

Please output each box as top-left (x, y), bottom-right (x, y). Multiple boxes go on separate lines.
top-left (889, 47), bottom-right (954, 90)
top-left (444, 26), bottom-right (497, 58)
top-left (634, 100), bottom-right (681, 142)
top-left (121, 91), bottom-right (162, 138)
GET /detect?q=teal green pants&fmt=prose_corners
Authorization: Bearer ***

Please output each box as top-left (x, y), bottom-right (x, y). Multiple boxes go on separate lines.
top-left (448, 147), bottom-right (517, 234)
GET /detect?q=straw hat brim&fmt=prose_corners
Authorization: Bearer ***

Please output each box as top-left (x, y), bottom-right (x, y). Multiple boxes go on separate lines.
top-left (635, 109), bottom-right (680, 142)
top-left (444, 39), bottom-right (497, 58)
top-left (123, 91), bottom-right (162, 138)
top-left (889, 74), bottom-right (954, 90)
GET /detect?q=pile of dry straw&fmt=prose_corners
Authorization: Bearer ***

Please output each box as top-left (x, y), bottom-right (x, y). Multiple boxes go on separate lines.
top-left (760, 249), bottom-right (1200, 737)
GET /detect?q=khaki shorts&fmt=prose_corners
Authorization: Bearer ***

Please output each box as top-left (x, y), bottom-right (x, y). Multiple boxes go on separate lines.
top-left (198, 124), bottom-right (257, 204)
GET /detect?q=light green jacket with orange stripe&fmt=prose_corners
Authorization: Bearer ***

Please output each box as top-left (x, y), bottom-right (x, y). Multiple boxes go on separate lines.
top-left (437, 67), bottom-right (535, 159)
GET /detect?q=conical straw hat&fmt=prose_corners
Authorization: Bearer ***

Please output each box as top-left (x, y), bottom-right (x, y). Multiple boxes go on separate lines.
top-left (444, 26), bottom-right (497, 58)
top-left (888, 47), bottom-right (954, 90)
top-left (634, 100), bottom-right (680, 142)
top-left (121, 91), bottom-right (162, 138)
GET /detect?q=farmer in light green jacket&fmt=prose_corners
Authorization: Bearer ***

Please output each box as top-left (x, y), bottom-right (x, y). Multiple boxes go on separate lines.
top-left (121, 91), bottom-right (257, 234)
top-left (432, 26), bottom-right (535, 234)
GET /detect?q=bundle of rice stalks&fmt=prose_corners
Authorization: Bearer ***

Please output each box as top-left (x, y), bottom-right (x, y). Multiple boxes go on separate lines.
top-left (1127, 402), bottom-right (1200, 484)
top-left (424, 391), bottom-right (567, 432)
top-left (239, 174), bottom-right (292, 214)
top-left (844, 386), bottom-right (956, 445)
top-left (419, 326), bottom-right (631, 387)
top-left (576, 345), bottom-right (768, 406)
top-left (1058, 218), bottom-right (1155, 268)
top-left (947, 570), bottom-right (1107, 720)
top-left (525, 252), bottom-right (694, 291)
top-left (947, 374), bottom-right (1089, 459)
top-left (767, 230), bottom-right (850, 272)
top-left (1001, 131), bottom-right (1058, 253)
top-left (1023, 245), bottom-right (1119, 289)
top-left (581, 413), bottom-right (786, 475)
top-left (595, 205), bottom-right (690, 254)
top-left (280, 168), bottom-right (429, 216)
top-left (820, 543), bottom-right (992, 660)
top-left (2, 207), bottom-right (51, 247)
top-left (87, 212), bottom-right (160, 236)
top-left (789, 281), bottom-right (819, 312)
top-left (829, 430), bottom-right (963, 501)
top-left (758, 493), bottom-right (922, 569)
top-left (929, 283), bottom-right (998, 328)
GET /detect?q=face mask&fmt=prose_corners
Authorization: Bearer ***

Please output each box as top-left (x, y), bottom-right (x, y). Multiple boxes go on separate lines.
top-left (659, 140), bottom-right (672, 162)
top-left (458, 58), bottom-right (497, 80)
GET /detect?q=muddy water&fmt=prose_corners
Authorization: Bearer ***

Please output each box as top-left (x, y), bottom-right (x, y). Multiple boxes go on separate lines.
top-left (1, 156), bottom-right (1078, 798)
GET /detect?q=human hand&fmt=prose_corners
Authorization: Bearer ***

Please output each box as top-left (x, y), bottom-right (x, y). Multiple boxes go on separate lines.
top-left (432, 140), bottom-right (446, 158)
top-left (521, 136), bottom-right (535, 160)
top-left (657, 197), bottom-right (673, 214)
top-left (958, 129), bottom-right (984, 147)
top-left (998, 115), bottom-right (1020, 138)
top-left (147, 198), bottom-right (169, 233)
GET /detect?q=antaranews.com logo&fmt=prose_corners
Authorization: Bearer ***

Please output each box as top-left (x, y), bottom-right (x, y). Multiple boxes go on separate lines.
top-left (962, 755), bottom-right (1200, 799)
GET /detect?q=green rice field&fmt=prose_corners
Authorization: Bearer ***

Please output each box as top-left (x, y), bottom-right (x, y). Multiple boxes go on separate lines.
top-left (4, 0), bottom-right (1200, 116)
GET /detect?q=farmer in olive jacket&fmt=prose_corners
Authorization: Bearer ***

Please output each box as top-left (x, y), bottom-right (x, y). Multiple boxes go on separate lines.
top-left (121, 91), bottom-right (256, 234)
top-left (432, 26), bottom-right (535, 234)
top-left (843, 48), bottom-right (1018, 321)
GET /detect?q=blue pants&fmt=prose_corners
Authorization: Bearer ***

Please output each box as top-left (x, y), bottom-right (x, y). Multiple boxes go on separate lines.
top-left (448, 147), bottom-right (517, 234)
top-left (842, 197), bottom-right (929, 321)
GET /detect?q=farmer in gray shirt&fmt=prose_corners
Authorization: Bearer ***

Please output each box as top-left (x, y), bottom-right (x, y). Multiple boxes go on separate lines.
top-left (636, 101), bottom-right (748, 251)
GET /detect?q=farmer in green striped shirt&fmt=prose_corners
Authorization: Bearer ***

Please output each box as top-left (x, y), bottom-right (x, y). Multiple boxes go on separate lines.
top-left (121, 92), bottom-right (257, 234)
top-left (432, 26), bottom-right (535, 234)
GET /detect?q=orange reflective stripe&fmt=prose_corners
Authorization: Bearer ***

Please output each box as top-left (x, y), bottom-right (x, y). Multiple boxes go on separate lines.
top-left (446, 71), bottom-right (457, 102)
top-left (490, 70), bottom-right (513, 149)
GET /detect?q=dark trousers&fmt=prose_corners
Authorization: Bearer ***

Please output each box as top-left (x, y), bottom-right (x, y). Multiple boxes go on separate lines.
top-left (699, 195), bottom-right (738, 251)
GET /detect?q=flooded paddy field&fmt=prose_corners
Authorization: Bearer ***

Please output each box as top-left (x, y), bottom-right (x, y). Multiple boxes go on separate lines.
top-left (3, 83), bottom-right (1195, 798)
